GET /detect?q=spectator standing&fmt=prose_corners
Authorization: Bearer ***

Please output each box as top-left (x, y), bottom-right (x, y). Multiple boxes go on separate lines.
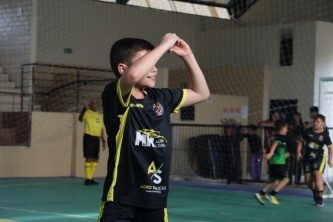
top-left (246, 124), bottom-right (263, 181)
top-left (287, 112), bottom-right (304, 184)
top-left (258, 110), bottom-right (280, 153)
top-left (221, 122), bottom-right (244, 184)
top-left (305, 106), bottom-right (319, 129)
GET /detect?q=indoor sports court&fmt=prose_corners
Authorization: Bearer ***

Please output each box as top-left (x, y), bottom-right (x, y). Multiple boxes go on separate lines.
top-left (1, 178), bottom-right (333, 221)
top-left (2, 0), bottom-right (333, 221)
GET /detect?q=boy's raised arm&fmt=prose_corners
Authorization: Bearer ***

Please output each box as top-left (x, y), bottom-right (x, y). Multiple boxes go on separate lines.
top-left (169, 39), bottom-right (210, 107)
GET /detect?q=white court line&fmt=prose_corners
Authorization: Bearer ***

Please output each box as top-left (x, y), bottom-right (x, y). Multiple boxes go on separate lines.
top-left (0, 206), bottom-right (96, 220)
top-left (0, 179), bottom-right (77, 189)
top-left (0, 183), bottom-right (54, 189)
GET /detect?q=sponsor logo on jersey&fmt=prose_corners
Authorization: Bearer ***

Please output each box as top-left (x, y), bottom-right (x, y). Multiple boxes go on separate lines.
top-left (308, 142), bottom-right (319, 149)
top-left (135, 129), bottom-right (167, 148)
top-left (139, 161), bottom-right (167, 193)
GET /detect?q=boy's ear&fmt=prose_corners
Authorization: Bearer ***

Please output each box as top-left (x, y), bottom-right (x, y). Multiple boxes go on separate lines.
top-left (118, 63), bottom-right (127, 75)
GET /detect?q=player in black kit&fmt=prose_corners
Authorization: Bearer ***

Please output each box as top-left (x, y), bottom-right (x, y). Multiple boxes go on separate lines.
top-left (297, 114), bottom-right (333, 207)
top-left (98, 34), bottom-right (210, 221)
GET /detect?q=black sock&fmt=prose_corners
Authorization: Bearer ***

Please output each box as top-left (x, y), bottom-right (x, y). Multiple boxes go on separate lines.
top-left (312, 189), bottom-right (317, 200)
top-left (259, 190), bottom-right (266, 195)
top-left (316, 190), bottom-right (323, 204)
top-left (270, 190), bottom-right (278, 196)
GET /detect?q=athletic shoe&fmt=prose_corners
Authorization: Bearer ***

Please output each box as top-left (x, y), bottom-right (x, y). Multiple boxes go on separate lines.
top-left (84, 179), bottom-right (99, 185)
top-left (90, 179), bottom-right (99, 185)
top-left (265, 195), bottom-right (280, 205)
top-left (84, 179), bottom-right (92, 186)
top-left (255, 193), bottom-right (265, 205)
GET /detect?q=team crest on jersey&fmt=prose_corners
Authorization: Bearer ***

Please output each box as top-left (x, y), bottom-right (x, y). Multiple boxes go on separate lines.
top-left (319, 135), bottom-right (323, 141)
top-left (153, 102), bottom-right (164, 116)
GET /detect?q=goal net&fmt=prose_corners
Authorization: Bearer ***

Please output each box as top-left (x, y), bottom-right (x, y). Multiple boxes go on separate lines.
top-left (1, 0), bottom-right (333, 196)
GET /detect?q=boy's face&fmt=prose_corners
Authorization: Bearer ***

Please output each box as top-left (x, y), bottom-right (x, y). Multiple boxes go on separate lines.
top-left (314, 118), bottom-right (324, 130)
top-left (280, 125), bottom-right (288, 135)
top-left (130, 50), bottom-right (158, 89)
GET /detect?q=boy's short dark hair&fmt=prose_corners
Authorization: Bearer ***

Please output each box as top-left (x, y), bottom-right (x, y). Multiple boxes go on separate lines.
top-left (309, 106), bottom-right (319, 113)
top-left (110, 38), bottom-right (155, 78)
top-left (275, 120), bottom-right (288, 132)
top-left (314, 114), bottom-right (325, 122)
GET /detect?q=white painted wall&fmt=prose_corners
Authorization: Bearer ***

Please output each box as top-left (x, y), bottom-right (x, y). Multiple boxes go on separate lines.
top-left (171, 94), bottom-right (248, 125)
top-left (313, 22), bottom-right (333, 181)
top-left (239, 0), bottom-right (333, 26)
top-left (314, 22), bottom-right (333, 107)
top-left (196, 22), bottom-right (316, 120)
top-left (35, 0), bottom-right (202, 70)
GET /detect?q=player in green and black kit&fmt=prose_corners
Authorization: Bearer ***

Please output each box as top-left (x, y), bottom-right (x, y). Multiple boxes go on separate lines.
top-left (255, 120), bottom-right (290, 205)
top-left (297, 114), bottom-right (333, 207)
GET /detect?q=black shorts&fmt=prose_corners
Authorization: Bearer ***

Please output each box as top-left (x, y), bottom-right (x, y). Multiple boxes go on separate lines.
top-left (83, 134), bottom-right (100, 159)
top-left (269, 164), bottom-right (288, 181)
top-left (303, 155), bottom-right (326, 174)
top-left (98, 201), bottom-right (168, 222)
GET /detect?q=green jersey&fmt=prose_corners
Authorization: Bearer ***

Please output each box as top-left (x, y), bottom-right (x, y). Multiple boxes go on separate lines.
top-left (269, 134), bottom-right (287, 165)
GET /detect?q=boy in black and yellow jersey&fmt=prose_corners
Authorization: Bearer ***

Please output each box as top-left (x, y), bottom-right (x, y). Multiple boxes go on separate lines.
top-left (78, 99), bottom-right (106, 186)
top-left (98, 34), bottom-right (210, 221)
top-left (297, 114), bottom-right (333, 207)
top-left (255, 121), bottom-right (290, 205)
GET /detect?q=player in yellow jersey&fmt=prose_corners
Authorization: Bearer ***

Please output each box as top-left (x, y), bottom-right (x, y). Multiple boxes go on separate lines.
top-left (78, 99), bottom-right (106, 185)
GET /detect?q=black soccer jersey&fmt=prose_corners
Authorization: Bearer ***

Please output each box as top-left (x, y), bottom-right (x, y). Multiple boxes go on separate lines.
top-left (101, 80), bottom-right (185, 209)
top-left (302, 127), bottom-right (332, 160)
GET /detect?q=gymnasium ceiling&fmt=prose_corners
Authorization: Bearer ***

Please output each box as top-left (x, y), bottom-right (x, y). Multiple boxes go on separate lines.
top-left (175, 0), bottom-right (257, 18)
top-left (111, 0), bottom-right (257, 20)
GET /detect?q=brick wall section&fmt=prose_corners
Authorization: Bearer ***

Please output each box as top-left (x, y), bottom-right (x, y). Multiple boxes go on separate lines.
top-left (0, 0), bottom-right (32, 86)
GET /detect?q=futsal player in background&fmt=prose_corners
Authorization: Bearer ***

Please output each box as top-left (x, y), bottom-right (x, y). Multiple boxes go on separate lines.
top-left (297, 114), bottom-right (333, 206)
top-left (255, 120), bottom-right (290, 205)
top-left (78, 98), bottom-right (106, 185)
top-left (98, 33), bottom-right (210, 221)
